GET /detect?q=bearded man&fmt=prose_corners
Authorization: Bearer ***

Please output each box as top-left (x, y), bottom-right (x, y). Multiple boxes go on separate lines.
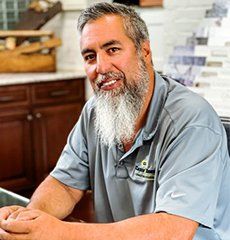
top-left (0, 2), bottom-right (229, 240)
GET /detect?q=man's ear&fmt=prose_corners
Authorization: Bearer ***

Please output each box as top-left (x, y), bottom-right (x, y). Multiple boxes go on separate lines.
top-left (141, 40), bottom-right (152, 60)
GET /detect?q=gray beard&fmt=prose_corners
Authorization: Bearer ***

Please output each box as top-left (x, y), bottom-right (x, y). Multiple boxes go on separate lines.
top-left (94, 58), bottom-right (150, 148)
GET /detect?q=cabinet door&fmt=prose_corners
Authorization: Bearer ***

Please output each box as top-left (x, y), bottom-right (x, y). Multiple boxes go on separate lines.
top-left (33, 103), bottom-right (82, 183)
top-left (0, 110), bottom-right (35, 192)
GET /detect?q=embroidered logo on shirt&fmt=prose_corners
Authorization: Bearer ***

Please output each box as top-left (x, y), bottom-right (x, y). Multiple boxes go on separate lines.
top-left (170, 191), bottom-right (186, 199)
top-left (134, 159), bottom-right (155, 180)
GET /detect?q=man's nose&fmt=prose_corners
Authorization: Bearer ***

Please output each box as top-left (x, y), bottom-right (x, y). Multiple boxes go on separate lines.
top-left (96, 54), bottom-right (112, 74)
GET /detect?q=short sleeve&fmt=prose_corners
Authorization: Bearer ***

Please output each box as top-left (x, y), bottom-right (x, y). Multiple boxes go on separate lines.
top-left (50, 110), bottom-right (90, 190)
top-left (155, 126), bottom-right (225, 228)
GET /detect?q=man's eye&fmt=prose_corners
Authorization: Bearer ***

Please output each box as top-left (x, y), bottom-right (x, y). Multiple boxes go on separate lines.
top-left (84, 54), bottom-right (95, 62)
top-left (108, 47), bottom-right (119, 53)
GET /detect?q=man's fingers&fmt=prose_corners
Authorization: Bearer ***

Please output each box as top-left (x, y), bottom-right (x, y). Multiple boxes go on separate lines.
top-left (0, 228), bottom-right (30, 240)
top-left (0, 228), bottom-right (8, 240)
top-left (0, 206), bottom-right (25, 222)
top-left (0, 210), bottom-right (10, 222)
top-left (7, 208), bottom-right (28, 221)
top-left (1, 220), bottom-right (31, 234)
top-left (0, 207), bottom-right (13, 221)
top-left (15, 211), bottom-right (40, 221)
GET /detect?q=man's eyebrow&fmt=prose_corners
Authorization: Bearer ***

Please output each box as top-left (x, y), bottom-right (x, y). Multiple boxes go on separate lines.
top-left (81, 40), bottom-right (122, 56)
top-left (81, 48), bottom-right (94, 56)
top-left (101, 40), bottom-right (122, 49)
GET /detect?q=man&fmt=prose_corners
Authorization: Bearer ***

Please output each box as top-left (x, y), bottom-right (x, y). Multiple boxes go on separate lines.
top-left (0, 2), bottom-right (229, 240)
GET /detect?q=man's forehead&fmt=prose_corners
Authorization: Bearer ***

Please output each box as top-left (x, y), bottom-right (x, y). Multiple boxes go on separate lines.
top-left (81, 15), bottom-right (126, 37)
top-left (80, 15), bottom-right (130, 49)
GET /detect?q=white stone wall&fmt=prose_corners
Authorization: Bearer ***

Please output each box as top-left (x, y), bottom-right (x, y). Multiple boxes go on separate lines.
top-left (43, 0), bottom-right (215, 98)
top-left (44, 0), bottom-right (230, 118)
top-left (163, 0), bottom-right (214, 68)
top-left (46, 0), bottom-right (214, 71)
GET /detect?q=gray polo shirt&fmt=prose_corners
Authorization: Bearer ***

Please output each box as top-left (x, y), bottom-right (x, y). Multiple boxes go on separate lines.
top-left (51, 72), bottom-right (230, 240)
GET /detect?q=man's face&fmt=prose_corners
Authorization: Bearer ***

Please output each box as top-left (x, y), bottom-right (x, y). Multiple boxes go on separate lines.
top-left (80, 15), bottom-right (150, 95)
top-left (80, 15), bottom-right (152, 146)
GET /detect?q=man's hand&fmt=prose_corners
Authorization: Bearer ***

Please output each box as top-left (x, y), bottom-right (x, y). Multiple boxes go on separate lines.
top-left (0, 206), bottom-right (26, 222)
top-left (0, 209), bottom-right (67, 240)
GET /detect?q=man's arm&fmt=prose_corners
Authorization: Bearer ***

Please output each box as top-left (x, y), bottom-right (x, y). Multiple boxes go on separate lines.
top-left (0, 209), bottom-right (198, 240)
top-left (65, 212), bottom-right (198, 240)
top-left (27, 175), bottom-right (84, 219)
top-left (0, 175), bottom-right (83, 225)
top-left (0, 177), bottom-right (198, 240)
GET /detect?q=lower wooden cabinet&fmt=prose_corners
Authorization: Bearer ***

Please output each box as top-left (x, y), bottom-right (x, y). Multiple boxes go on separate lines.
top-left (0, 78), bottom-right (85, 197)
top-left (33, 103), bottom-right (82, 182)
top-left (0, 109), bottom-right (34, 193)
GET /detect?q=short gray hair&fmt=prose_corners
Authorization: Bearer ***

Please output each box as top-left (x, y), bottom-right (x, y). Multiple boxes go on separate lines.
top-left (77, 2), bottom-right (149, 51)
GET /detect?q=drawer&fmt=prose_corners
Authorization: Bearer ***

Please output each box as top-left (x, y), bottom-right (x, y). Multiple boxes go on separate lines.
top-left (31, 79), bottom-right (85, 105)
top-left (0, 85), bottom-right (30, 109)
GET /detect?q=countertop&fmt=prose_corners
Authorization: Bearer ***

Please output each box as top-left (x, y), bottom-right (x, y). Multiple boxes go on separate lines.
top-left (0, 70), bottom-right (86, 86)
top-left (0, 71), bottom-right (229, 118)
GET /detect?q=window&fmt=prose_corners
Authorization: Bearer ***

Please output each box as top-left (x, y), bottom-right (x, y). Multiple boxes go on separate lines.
top-left (0, 0), bottom-right (31, 30)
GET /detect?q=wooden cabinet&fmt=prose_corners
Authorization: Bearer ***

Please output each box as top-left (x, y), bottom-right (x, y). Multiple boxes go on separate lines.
top-left (139, 0), bottom-right (163, 6)
top-left (114, 0), bottom-right (163, 7)
top-left (0, 109), bottom-right (34, 193)
top-left (0, 78), bottom-right (85, 196)
top-left (33, 103), bottom-right (83, 182)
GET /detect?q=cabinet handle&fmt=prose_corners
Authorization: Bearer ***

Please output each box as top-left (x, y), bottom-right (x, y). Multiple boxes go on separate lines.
top-left (0, 96), bottom-right (15, 102)
top-left (27, 114), bottom-right (33, 121)
top-left (35, 113), bottom-right (42, 118)
top-left (50, 90), bottom-right (70, 97)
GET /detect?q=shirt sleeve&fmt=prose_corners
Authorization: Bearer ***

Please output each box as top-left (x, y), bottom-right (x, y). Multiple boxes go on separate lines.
top-left (50, 108), bottom-right (90, 191)
top-left (154, 125), bottom-right (225, 228)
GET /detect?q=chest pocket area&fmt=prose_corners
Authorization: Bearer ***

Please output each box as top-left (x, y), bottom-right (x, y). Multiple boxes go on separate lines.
top-left (125, 143), bottom-right (157, 183)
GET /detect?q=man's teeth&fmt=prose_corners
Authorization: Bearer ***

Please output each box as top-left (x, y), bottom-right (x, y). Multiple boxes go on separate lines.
top-left (102, 80), bottom-right (117, 87)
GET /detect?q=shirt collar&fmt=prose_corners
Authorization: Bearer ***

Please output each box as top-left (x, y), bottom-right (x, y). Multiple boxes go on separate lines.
top-left (120, 71), bottom-right (169, 158)
top-left (142, 71), bottom-right (168, 140)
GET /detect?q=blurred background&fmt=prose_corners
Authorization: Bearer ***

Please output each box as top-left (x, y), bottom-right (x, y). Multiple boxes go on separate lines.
top-left (0, 0), bottom-right (229, 197)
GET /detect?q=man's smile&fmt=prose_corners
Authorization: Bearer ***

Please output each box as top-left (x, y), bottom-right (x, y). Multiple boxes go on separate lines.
top-left (99, 78), bottom-right (122, 91)
top-left (95, 72), bottom-right (125, 91)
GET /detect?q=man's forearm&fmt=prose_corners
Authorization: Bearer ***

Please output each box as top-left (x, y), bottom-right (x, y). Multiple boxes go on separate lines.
top-left (28, 175), bottom-right (84, 219)
top-left (64, 212), bottom-right (198, 240)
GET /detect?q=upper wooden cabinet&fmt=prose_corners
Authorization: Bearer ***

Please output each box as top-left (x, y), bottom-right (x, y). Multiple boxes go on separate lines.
top-left (139, 0), bottom-right (163, 6)
top-left (0, 78), bottom-right (85, 196)
top-left (113, 0), bottom-right (163, 7)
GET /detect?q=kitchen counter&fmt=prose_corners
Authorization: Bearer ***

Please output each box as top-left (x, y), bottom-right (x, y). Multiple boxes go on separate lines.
top-left (0, 71), bottom-right (229, 118)
top-left (0, 70), bottom-right (86, 86)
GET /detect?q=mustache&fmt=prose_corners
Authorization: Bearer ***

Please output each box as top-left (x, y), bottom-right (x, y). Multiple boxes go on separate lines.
top-left (95, 71), bottom-right (125, 85)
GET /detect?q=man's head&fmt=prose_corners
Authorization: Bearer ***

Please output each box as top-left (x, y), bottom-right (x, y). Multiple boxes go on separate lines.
top-left (77, 2), bottom-right (149, 52)
top-left (78, 3), bottom-right (154, 147)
